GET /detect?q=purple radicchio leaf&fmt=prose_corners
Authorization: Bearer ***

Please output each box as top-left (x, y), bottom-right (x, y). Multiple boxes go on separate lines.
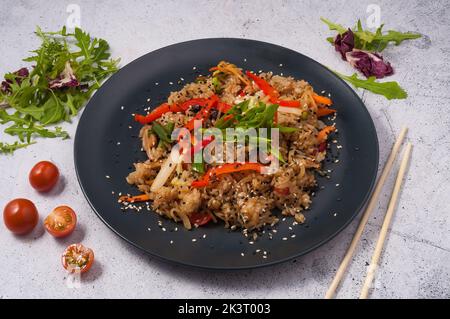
top-left (345, 49), bottom-right (394, 79)
top-left (334, 28), bottom-right (354, 60)
top-left (1, 67), bottom-right (29, 93)
top-left (48, 61), bottom-right (80, 89)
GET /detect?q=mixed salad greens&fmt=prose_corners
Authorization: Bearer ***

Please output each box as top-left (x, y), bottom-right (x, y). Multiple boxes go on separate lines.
top-left (321, 17), bottom-right (421, 100)
top-left (0, 26), bottom-right (119, 154)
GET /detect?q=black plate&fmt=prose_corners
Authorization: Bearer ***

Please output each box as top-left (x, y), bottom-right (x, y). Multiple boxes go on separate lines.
top-left (74, 38), bottom-right (378, 270)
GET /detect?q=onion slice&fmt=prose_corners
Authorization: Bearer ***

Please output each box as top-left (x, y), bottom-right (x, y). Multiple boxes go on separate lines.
top-left (150, 146), bottom-right (183, 192)
top-left (277, 106), bottom-right (303, 116)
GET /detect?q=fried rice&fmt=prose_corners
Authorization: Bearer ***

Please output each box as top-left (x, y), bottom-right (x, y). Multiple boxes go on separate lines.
top-left (124, 61), bottom-right (336, 231)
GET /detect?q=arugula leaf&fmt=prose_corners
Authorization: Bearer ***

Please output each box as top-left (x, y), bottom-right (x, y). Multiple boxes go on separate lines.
top-left (321, 17), bottom-right (421, 52)
top-left (320, 17), bottom-right (347, 34)
top-left (333, 71), bottom-right (407, 100)
top-left (0, 26), bottom-right (119, 154)
top-left (0, 141), bottom-right (36, 154)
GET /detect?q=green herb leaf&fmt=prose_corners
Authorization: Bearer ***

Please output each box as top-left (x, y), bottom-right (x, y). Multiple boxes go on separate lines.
top-left (321, 17), bottom-right (421, 52)
top-left (333, 71), bottom-right (407, 100)
top-left (0, 25), bottom-right (119, 154)
top-left (320, 17), bottom-right (347, 34)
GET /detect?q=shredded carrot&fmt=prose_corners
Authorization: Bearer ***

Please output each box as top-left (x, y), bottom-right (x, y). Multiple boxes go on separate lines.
top-left (316, 108), bottom-right (337, 117)
top-left (317, 126), bottom-right (336, 143)
top-left (119, 194), bottom-right (150, 203)
top-left (313, 94), bottom-right (333, 106)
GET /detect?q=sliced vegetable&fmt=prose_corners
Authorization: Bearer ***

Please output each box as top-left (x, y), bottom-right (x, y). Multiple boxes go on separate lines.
top-left (184, 95), bottom-right (219, 131)
top-left (44, 205), bottom-right (77, 238)
top-left (245, 71), bottom-right (279, 103)
top-left (192, 162), bottom-right (205, 174)
top-left (317, 126), bottom-right (336, 143)
top-left (191, 163), bottom-right (265, 188)
top-left (316, 107), bottom-right (337, 117)
top-left (62, 243), bottom-right (94, 274)
top-left (119, 193), bottom-right (150, 203)
top-left (312, 94), bottom-right (333, 106)
top-left (135, 103), bottom-right (183, 124)
top-left (150, 146), bottom-right (183, 192)
top-left (276, 100), bottom-right (301, 107)
top-left (277, 106), bottom-right (303, 116)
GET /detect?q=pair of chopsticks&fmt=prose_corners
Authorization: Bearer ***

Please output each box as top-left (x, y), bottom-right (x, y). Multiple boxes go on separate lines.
top-left (325, 126), bottom-right (412, 299)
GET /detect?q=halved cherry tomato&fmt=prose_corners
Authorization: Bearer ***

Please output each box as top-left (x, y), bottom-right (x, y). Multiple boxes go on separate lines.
top-left (29, 161), bottom-right (59, 192)
top-left (189, 212), bottom-right (212, 226)
top-left (62, 243), bottom-right (94, 274)
top-left (44, 206), bottom-right (77, 238)
top-left (3, 198), bottom-right (39, 235)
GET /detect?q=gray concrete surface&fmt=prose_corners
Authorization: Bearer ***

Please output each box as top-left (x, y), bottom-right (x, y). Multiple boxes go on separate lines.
top-left (0, 0), bottom-right (449, 299)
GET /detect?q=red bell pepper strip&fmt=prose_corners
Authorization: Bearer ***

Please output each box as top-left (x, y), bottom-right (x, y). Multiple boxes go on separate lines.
top-left (217, 101), bottom-right (232, 113)
top-left (245, 71), bottom-right (279, 103)
top-left (184, 95), bottom-right (219, 131)
top-left (190, 136), bottom-right (215, 156)
top-left (276, 99), bottom-right (301, 107)
top-left (191, 163), bottom-right (265, 188)
top-left (134, 103), bottom-right (185, 124)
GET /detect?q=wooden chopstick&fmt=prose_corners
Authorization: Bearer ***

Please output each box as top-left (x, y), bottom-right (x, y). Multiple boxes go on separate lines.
top-left (359, 142), bottom-right (412, 299)
top-left (325, 126), bottom-right (408, 299)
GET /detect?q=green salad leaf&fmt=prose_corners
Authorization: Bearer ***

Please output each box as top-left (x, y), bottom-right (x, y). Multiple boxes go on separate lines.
top-left (333, 71), bottom-right (407, 100)
top-left (321, 17), bottom-right (421, 52)
top-left (0, 26), bottom-right (120, 154)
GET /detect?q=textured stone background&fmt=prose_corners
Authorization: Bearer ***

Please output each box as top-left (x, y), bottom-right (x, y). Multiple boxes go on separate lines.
top-left (0, 0), bottom-right (449, 298)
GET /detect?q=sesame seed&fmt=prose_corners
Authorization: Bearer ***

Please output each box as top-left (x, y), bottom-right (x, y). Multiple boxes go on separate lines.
top-left (117, 142), bottom-right (121, 145)
top-left (170, 240), bottom-right (173, 244)
top-left (120, 106), bottom-right (124, 110)
top-left (192, 239), bottom-right (197, 242)
top-left (249, 241), bottom-right (254, 245)
top-left (147, 98), bottom-right (151, 102)
top-left (105, 175), bottom-right (110, 179)
top-left (333, 213), bottom-right (338, 217)
top-left (334, 159), bottom-right (340, 163)
top-left (336, 183), bottom-right (340, 187)
top-left (169, 82), bottom-right (173, 85)
top-left (282, 237), bottom-right (288, 241)
top-left (162, 227), bottom-right (166, 232)
top-left (244, 58), bottom-right (247, 62)
top-left (180, 77), bottom-right (184, 81)
top-left (128, 126), bottom-right (132, 129)
top-left (279, 63), bottom-right (283, 67)
top-left (155, 82), bottom-right (159, 85)
top-left (256, 249), bottom-right (261, 253)
top-left (263, 255), bottom-right (267, 259)
top-left (111, 191), bottom-right (115, 194)
top-left (192, 66), bottom-right (197, 70)
top-left (241, 253), bottom-right (245, 257)
top-left (291, 234), bottom-right (296, 238)
top-left (202, 234), bottom-right (207, 239)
